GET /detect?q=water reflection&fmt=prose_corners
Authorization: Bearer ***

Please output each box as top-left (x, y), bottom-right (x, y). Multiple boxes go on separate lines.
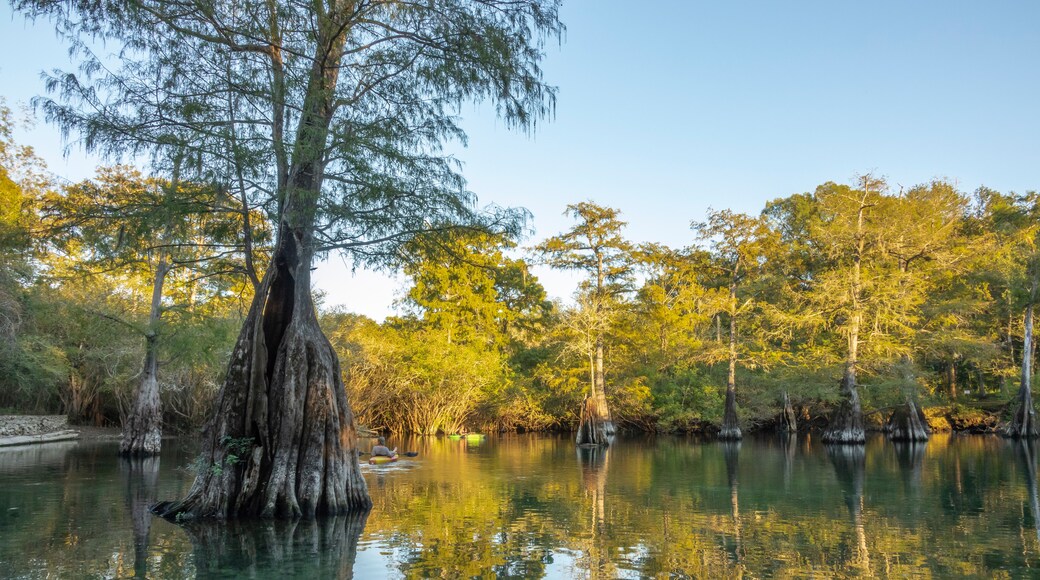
top-left (183, 511), bottom-right (369, 578)
top-left (577, 444), bottom-right (611, 578)
top-left (1013, 439), bottom-right (1040, 544)
top-left (121, 456), bottom-right (160, 578)
top-left (0, 440), bottom-right (78, 473)
top-left (721, 441), bottom-right (744, 567)
top-left (779, 432), bottom-right (796, 488)
top-left (6, 436), bottom-right (1040, 577)
top-left (892, 440), bottom-right (926, 493)
top-left (826, 444), bottom-right (870, 572)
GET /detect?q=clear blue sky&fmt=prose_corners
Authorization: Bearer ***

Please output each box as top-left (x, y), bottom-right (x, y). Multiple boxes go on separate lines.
top-left (3, 1), bottom-right (1039, 318)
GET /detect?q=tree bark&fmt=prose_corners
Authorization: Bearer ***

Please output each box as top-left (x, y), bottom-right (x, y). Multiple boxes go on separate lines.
top-left (121, 258), bottom-right (168, 456)
top-left (719, 284), bottom-right (741, 440)
top-left (153, 13), bottom-right (371, 518)
top-left (576, 392), bottom-right (614, 447)
top-left (946, 360), bottom-right (957, 401)
top-left (779, 391), bottom-right (797, 433)
top-left (887, 398), bottom-right (931, 442)
top-left (1005, 301), bottom-right (1038, 438)
top-left (152, 232), bottom-right (371, 519)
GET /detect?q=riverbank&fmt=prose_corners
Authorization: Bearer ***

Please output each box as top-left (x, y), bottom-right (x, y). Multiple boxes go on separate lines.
top-left (0, 415), bottom-right (120, 446)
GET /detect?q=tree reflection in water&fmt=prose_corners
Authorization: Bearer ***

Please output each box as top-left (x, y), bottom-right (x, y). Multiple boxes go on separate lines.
top-left (1013, 439), bottom-right (1040, 546)
top-left (577, 444), bottom-right (612, 578)
top-left (779, 432), bottom-right (796, 489)
top-left (9, 436), bottom-right (1040, 577)
top-left (721, 440), bottom-right (745, 568)
top-left (120, 456), bottom-right (160, 578)
top-left (827, 443), bottom-right (870, 573)
top-left (181, 511), bottom-right (369, 578)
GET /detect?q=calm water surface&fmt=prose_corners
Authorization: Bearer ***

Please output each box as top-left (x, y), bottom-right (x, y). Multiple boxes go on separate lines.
top-left (1, 433), bottom-right (1039, 578)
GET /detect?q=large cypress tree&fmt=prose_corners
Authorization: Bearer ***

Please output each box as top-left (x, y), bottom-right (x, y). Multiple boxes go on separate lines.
top-left (15, 0), bottom-right (563, 518)
top-left (538, 202), bottom-right (632, 446)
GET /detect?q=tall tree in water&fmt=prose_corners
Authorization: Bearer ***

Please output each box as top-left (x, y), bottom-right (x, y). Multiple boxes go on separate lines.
top-left (693, 209), bottom-right (776, 440)
top-left (805, 176), bottom-right (888, 444)
top-left (42, 165), bottom-right (264, 455)
top-left (882, 180), bottom-right (969, 441)
top-left (985, 191), bottom-right (1040, 438)
top-left (16, 0), bottom-right (563, 517)
top-left (538, 202), bottom-right (632, 445)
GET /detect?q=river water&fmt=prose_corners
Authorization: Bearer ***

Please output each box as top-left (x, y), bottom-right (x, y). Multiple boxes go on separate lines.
top-left (0, 433), bottom-right (1038, 578)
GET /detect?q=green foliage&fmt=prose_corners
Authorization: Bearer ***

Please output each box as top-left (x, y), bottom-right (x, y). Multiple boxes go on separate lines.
top-left (3, 71), bottom-right (1038, 434)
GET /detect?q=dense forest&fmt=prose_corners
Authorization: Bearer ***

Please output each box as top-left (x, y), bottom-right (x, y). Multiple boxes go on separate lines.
top-left (4, 97), bottom-right (1037, 439)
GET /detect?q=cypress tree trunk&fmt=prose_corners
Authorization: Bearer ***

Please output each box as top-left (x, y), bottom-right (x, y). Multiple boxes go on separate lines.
top-left (577, 255), bottom-right (614, 446)
top-left (946, 361), bottom-right (957, 401)
top-left (153, 230), bottom-right (370, 519)
top-left (719, 284), bottom-right (742, 440)
top-left (823, 365), bottom-right (866, 444)
top-left (120, 259), bottom-right (169, 456)
top-left (887, 398), bottom-right (931, 442)
top-left (576, 390), bottom-right (614, 446)
top-left (154, 19), bottom-right (370, 518)
top-left (779, 391), bottom-right (797, 433)
top-left (1005, 302), bottom-right (1038, 438)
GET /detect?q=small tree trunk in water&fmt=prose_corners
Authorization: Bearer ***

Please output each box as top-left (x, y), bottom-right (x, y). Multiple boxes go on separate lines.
top-left (1005, 302), bottom-right (1038, 439)
top-left (779, 391), bottom-right (797, 433)
top-left (823, 367), bottom-right (866, 444)
top-left (719, 286), bottom-right (742, 440)
top-left (576, 337), bottom-right (614, 446)
top-left (887, 398), bottom-right (931, 442)
top-left (121, 259), bottom-right (169, 456)
top-left (576, 393), bottom-right (614, 446)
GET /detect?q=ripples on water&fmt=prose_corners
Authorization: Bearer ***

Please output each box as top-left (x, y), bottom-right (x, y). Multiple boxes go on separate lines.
top-left (1, 433), bottom-right (1038, 578)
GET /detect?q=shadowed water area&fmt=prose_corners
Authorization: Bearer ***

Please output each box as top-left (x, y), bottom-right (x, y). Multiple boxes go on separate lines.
top-left (1, 433), bottom-right (1040, 577)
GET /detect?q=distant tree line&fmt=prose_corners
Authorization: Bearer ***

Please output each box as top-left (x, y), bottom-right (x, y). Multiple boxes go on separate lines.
top-left (330, 177), bottom-right (1039, 437)
top-left (2, 98), bottom-right (1038, 438)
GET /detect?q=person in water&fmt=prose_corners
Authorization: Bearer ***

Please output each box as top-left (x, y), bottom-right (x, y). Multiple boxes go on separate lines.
top-left (372, 436), bottom-right (397, 457)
